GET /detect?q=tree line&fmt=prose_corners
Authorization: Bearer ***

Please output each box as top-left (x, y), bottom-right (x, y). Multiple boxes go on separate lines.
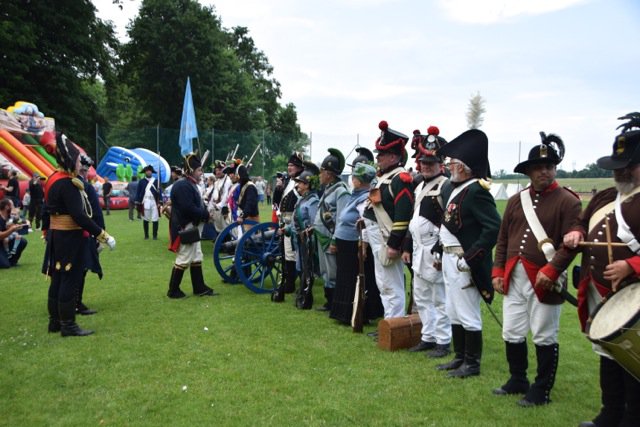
top-left (0, 0), bottom-right (307, 175)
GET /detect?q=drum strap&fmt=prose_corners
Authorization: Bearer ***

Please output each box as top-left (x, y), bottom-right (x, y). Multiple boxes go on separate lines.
top-left (615, 188), bottom-right (640, 254)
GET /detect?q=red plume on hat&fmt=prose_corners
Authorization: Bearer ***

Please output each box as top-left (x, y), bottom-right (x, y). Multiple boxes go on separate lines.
top-left (375, 120), bottom-right (409, 155)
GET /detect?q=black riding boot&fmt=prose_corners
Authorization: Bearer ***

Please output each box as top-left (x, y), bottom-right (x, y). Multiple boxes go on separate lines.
top-left (143, 220), bottom-right (149, 239)
top-left (316, 287), bottom-right (333, 311)
top-left (284, 260), bottom-right (297, 293)
top-left (518, 343), bottom-right (558, 406)
top-left (76, 273), bottom-right (97, 315)
top-left (449, 329), bottom-right (482, 378)
top-left (59, 301), bottom-right (94, 337)
top-left (585, 357), bottom-right (626, 427)
top-left (190, 263), bottom-right (216, 296)
top-left (48, 298), bottom-right (60, 333)
top-left (437, 324), bottom-right (465, 371)
top-left (167, 266), bottom-right (186, 299)
top-left (493, 341), bottom-right (530, 395)
top-left (152, 221), bottom-right (158, 240)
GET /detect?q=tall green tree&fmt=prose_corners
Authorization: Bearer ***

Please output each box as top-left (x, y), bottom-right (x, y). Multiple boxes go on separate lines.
top-left (0, 0), bottom-right (118, 150)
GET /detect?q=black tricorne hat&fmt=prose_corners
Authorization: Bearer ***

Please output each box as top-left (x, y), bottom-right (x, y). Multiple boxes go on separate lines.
top-left (288, 152), bottom-right (305, 168)
top-left (417, 126), bottom-right (447, 163)
top-left (597, 112), bottom-right (640, 170)
top-left (514, 132), bottom-right (565, 174)
top-left (349, 147), bottom-right (374, 167)
top-left (374, 120), bottom-right (409, 155)
top-left (321, 148), bottom-right (345, 175)
top-left (437, 129), bottom-right (490, 178)
top-left (54, 133), bottom-right (81, 173)
top-left (170, 165), bottom-right (183, 176)
top-left (294, 161), bottom-right (320, 189)
top-left (143, 164), bottom-right (157, 174)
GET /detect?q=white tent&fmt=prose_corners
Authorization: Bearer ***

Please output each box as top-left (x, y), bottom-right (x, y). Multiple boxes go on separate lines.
top-left (505, 183), bottom-right (523, 198)
top-left (490, 183), bottom-right (509, 200)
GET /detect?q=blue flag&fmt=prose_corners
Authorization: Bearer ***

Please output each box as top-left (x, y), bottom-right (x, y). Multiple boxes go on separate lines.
top-left (178, 77), bottom-right (198, 156)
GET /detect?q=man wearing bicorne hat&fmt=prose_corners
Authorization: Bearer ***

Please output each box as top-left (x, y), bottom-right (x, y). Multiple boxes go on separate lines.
top-left (434, 128), bottom-right (501, 378)
top-left (563, 113), bottom-right (640, 427)
top-left (402, 126), bottom-right (453, 357)
top-left (362, 120), bottom-right (414, 320)
top-left (272, 152), bottom-right (305, 302)
top-left (135, 164), bottom-right (162, 240)
top-left (492, 132), bottom-right (581, 406)
top-left (313, 148), bottom-right (350, 311)
top-left (236, 164), bottom-right (259, 225)
top-left (167, 153), bottom-right (217, 298)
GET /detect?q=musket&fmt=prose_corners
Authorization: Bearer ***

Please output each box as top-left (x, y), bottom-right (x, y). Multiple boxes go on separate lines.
top-left (296, 229), bottom-right (314, 310)
top-left (352, 220), bottom-right (366, 332)
top-left (245, 144), bottom-right (262, 170)
top-left (226, 144), bottom-right (240, 163)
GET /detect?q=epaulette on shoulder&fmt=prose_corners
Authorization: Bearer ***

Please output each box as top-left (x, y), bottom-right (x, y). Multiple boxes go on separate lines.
top-left (563, 186), bottom-right (580, 200)
top-left (398, 172), bottom-right (413, 184)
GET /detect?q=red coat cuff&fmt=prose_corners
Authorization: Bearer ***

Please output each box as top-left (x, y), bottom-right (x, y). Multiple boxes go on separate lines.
top-left (626, 256), bottom-right (640, 276)
top-left (540, 263), bottom-right (560, 282)
top-left (491, 266), bottom-right (505, 279)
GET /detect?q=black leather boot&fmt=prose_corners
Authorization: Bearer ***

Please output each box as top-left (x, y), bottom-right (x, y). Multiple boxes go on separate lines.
top-left (48, 298), bottom-right (60, 333)
top-left (437, 324), bottom-right (465, 371)
top-left (493, 341), bottom-right (530, 395)
top-left (59, 301), bottom-right (94, 337)
top-left (284, 260), bottom-right (297, 293)
top-left (190, 263), bottom-right (217, 296)
top-left (152, 221), bottom-right (158, 240)
top-left (449, 329), bottom-right (482, 378)
top-left (316, 287), bottom-right (333, 311)
top-left (518, 343), bottom-right (558, 406)
top-left (584, 357), bottom-right (626, 427)
top-left (143, 220), bottom-right (149, 239)
top-left (167, 266), bottom-right (186, 299)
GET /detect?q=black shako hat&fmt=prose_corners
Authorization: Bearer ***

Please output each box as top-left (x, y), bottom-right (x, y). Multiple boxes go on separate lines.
top-left (374, 120), bottom-right (409, 156)
top-left (348, 147), bottom-right (374, 167)
top-left (514, 132), bottom-right (565, 174)
top-left (54, 133), bottom-right (81, 173)
top-left (294, 161), bottom-right (320, 189)
top-left (321, 148), bottom-right (345, 175)
top-left (597, 112), bottom-right (640, 170)
top-left (437, 129), bottom-right (491, 178)
top-left (417, 126), bottom-right (447, 163)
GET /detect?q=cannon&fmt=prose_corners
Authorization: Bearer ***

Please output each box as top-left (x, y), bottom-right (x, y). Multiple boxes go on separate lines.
top-left (212, 220), bottom-right (282, 294)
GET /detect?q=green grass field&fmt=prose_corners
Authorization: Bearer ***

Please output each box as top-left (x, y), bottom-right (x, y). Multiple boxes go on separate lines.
top-left (0, 202), bottom-right (601, 427)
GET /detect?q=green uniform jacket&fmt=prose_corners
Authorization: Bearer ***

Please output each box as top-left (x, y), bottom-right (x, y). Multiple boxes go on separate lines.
top-left (442, 180), bottom-right (501, 303)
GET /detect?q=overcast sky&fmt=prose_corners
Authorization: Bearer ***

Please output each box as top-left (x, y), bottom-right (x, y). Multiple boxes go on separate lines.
top-left (95, 0), bottom-right (640, 173)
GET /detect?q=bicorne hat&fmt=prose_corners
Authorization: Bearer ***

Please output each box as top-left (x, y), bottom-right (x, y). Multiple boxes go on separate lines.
top-left (514, 132), bottom-right (565, 174)
top-left (54, 133), bottom-right (81, 173)
top-left (143, 164), bottom-right (157, 174)
top-left (597, 112), bottom-right (640, 170)
top-left (437, 129), bottom-right (491, 179)
top-left (374, 120), bottom-right (409, 156)
top-left (288, 152), bottom-right (305, 168)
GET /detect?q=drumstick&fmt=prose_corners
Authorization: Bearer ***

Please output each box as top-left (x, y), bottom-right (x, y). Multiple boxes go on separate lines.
top-left (578, 242), bottom-right (627, 248)
top-left (605, 216), bottom-right (614, 265)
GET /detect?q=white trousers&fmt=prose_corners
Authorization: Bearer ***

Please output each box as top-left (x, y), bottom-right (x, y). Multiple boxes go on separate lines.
top-left (366, 219), bottom-right (405, 319)
top-left (442, 251), bottom-right (482, 331)
top-left (175, 224), bottom-right (204, 267)
top-left (414, 274), bottom-right (451, 344)
top-left (502, 262), bottom-right (561, 345)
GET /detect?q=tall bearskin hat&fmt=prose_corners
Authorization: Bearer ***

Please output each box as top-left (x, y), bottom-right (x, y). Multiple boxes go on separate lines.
top-left (416, 126), bottom-right (447, 163)
top-left (183, 153), bottom-right (202, 174)
top-left (514, 132), bottom-right (565, 174)
top-left (288, 151), bottom-right (305, 168)
top-left (437, 129), bottom-right (491, 179)
top-left (321, 148), bottom-right (345, 175)
top-left (294, 161), bottom-right (320, 189)
top-left (597, 112), bottom-right (640, 170)
top-left (374, 120), bottom-right (409, 156)
top-left (54, 133), bottom-right (81, 173)
top-left (349, 147), bottom-right (374, 167)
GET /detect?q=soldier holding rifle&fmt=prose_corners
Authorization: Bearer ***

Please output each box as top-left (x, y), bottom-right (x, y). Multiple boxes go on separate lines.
top-left (491, 132), bottom-right (581, 406)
